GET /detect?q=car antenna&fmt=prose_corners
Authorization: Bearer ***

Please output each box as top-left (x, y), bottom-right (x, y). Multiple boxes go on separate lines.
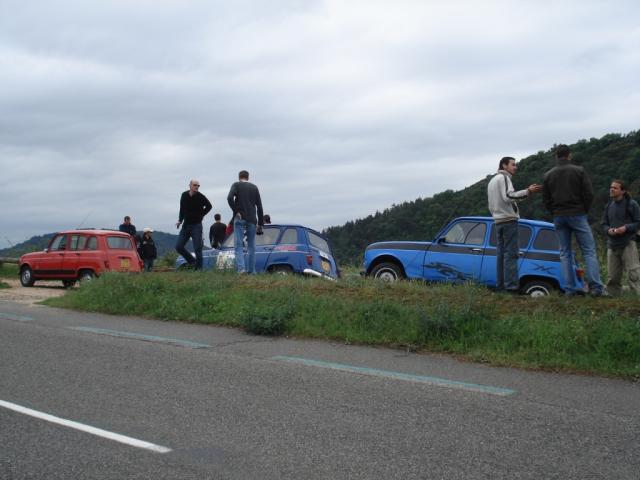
top-left (76, 210), bottom-right (93, 229)
top-left (4, 236), bottom-right (14, 247)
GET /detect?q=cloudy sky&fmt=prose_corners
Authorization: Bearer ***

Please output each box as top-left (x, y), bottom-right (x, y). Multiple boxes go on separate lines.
top-left (1, 0), bottom-right (639, 246)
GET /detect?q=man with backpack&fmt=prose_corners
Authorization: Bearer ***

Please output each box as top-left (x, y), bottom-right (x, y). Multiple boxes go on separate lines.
top-left (601, 179), bottom-right (640, 295)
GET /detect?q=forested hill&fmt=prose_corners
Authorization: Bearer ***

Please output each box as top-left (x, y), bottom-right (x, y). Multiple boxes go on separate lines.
top-left (324, 130), bottom-right (640, 265)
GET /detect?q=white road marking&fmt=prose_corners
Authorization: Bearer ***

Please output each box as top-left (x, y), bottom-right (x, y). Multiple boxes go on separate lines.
top-left (0, 399), bottom-right (172, 453)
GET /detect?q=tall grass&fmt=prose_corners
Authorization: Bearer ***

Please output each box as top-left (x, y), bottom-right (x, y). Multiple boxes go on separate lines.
top-left (44, 271), bottom-right (640, 378)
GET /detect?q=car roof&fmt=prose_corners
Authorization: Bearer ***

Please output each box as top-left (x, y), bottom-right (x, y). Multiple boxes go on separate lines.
top-left (456, 216), bottom-right (555, 228)
top-left (56, 229), bottom-right (131, 236)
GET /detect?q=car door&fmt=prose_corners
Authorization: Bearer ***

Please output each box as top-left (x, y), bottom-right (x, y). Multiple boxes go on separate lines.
top-left (481, 223), bottom-right (533, 286)
top-left (34, 233), bottom-right (67, 276)
top-left (63, 234), bottom-right (88, 277)
top-left (422, 220), bottom-right (488, 282)
top-left (254, 226), bottom-right (282, 272)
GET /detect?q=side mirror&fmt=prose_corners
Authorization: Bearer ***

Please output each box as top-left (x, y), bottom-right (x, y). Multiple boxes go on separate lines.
top-left (436, 237), bottom-right (446, 244)
top-left (44, 248), bottom-right (49, 253)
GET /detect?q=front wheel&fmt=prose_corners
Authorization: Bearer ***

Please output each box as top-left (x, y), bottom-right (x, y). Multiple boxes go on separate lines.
top-left (522, 279), bottom-right (554, 297)
top-left (370, 262), bottom-right (404, 282)
top-left (79, 270), bottom-right (95, 283)
top-left (20, 266), bottom-right (35, 287)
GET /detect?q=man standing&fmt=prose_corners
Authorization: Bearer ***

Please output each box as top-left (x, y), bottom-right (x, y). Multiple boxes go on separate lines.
top-left (487, 156), bottom-right (542, 293)
top-left (175, 179), bottom-right (212, 270)
top-left (209, 213), bottom-right (227, 249)
top-left (543, 144), bottom-right (605, 296)
top-left (227, 170), bottom-right (264, 274)
top-left (119, 216), bottom-right (136, 237)
top-left (601, 179), bottom-right (640, 295)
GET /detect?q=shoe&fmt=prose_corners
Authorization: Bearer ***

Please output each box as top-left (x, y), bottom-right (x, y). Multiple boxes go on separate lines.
top-left (589, 290), bottom-right (611, 298)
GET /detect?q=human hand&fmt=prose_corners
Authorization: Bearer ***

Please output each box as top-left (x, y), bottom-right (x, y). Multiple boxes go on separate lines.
top-left (176, 221), bottom-right (181, 229)
top-left (528, 184), bottom-right (543, 194)
top-left (256, 225), bottom-right (263, 235)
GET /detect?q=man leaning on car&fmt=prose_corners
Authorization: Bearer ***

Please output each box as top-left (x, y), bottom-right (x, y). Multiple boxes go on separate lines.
top-left (487, 156), bottom-right (542, 293)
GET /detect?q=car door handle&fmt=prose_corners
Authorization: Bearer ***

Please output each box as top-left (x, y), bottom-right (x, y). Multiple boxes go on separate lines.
top-left (470, 248), bottom-right (483, 254)
top-left (518, 251), bottom-right (525, 257)
top-left (262, 247), bottom-right (274, 251)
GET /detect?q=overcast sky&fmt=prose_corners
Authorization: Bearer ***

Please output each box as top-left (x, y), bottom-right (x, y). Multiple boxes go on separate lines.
top-left (1, 0), bottom-right (639, 246)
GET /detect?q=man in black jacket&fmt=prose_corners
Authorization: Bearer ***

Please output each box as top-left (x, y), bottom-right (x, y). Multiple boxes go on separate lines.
top-left (601, 179), bottom-right (640, 295)
top-left (209, 213), bottom-right (227, 249)
top-left (227, 170), bottom-right (263, 274)
top-left (175, 179), bottom-right (212, 269)
top-left (543, 144), bottom-right (605, 296)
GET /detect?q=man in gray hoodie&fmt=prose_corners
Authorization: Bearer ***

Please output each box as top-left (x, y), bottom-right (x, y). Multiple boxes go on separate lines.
top-left (487, 156), bottom-right (542, 293)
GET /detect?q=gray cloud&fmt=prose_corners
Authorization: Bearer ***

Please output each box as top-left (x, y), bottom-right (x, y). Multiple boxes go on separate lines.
top-left (1, 0), bottom-right (639, 246)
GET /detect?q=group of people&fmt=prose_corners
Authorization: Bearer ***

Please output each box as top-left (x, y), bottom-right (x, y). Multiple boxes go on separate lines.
top-left (118, 216), bottom-right (157, 272)
top-left (175, 170), bottom-right (265, 274)
top-left (488, 144), bottom-right (640, 296)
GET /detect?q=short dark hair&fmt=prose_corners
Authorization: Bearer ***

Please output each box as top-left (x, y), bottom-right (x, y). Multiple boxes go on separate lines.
top-left (239, 170), bottom-right (249, 180)
top-left (124, 216), bottom-right (131, 221)
top-left (556, 144), bottom-right (571, 159)
top-left (498, 157), bottom-right (515, 171)
top-left (214, 213), bottom-right (221, 221)
top-left (611, 179), bottom-right (627, 191)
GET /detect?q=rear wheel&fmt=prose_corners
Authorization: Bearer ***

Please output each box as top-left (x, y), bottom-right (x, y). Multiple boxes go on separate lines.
top-left (270, 265), bottom-right (293, 275)
top-left (522, 279), bottom-right (554, 297)
top-left (20, 266), bottom-right (35, 287)
top-left (370, 262), bottom-right (404, 282)
top-left (79, 270), bottom-right (95, 283)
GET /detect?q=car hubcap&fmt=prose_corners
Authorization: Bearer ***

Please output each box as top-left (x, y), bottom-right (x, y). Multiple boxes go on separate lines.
top-left (376, 269), bottom-right (397, 281)
top-left (528, 287), bottom-right (548, 297)
top-left (22, 270), bottom-right (30, 282)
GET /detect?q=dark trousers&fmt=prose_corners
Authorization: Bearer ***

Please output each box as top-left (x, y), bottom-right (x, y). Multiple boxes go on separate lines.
top-left (496, 220), bottom-right (519, 291)
top-left (175, 223), bottom-right (203, 269)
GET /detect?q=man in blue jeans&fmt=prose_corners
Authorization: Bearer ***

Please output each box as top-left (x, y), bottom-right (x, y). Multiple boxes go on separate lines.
top-left (543, 145), bottom-right (606, 296)
top-left (488, 156), bottom-right (542, 293)
top-left (227, 170), bottom-right (264, 274)
top-left (175, 179), bottom-right (212, 270)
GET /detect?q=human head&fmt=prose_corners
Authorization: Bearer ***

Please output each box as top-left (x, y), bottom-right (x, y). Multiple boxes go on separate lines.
top-left (143, 227), bottom-right (153, 237)
top-left (263, 214), bottom-right (271, 224)
top-left (610, 179), bottom-right (628, 201)
top-left (556, 144), bottom-right (571, 160)
top-left (498, 156), bottom-right (517, 175)
top-left (238, 170), bottom-right (249, 180)
top-left (214, 213), bottom-right (221, 221)
top-left (189, 179), bottom-right (200, 193)
top-left (124, 216), bottom-right (131, 224)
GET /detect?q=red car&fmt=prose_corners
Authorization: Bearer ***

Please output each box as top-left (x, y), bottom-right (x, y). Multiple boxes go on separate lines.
top-left (19, 229), bottom-right (143, 287)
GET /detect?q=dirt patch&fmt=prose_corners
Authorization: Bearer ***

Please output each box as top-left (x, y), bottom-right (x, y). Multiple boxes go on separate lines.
top-left (0, 278), bottom-right (67, 305)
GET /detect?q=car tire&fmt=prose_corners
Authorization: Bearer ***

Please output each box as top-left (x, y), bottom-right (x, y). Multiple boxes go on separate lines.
top-left (62, 279), bottom-right (76, 288)
top-left (20, 266), bottom-right (35, 287)
top-left (79, 270), bottom-right (95, 283)
top-left (522, 279), bottom-right (554, 297)
top-left (270, 265), bottom-right (293, 275)
top-left (370, 262), bottom-right (404, 282)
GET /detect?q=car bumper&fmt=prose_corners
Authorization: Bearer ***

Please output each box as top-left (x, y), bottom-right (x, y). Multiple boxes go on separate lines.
top-left (303, 268), bottom-right (336, 281)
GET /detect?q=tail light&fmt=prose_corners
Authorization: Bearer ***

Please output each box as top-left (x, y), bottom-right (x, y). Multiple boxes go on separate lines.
top-left (575, 268), bottom-right (585, 280)
top-left (306, 254), bottom-right (313, 265)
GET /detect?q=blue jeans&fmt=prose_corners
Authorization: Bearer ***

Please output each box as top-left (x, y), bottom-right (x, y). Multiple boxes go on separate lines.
top-left (553, 215), bottom-right (603, 294)
top-left (496, 221), bottom-right (519, 291)
top-left (175, 223), bottom-right (203, 269)
top-left (234, 217), bottom-right (256, 273)
top-left (143, 258), bottom-right (154, 272)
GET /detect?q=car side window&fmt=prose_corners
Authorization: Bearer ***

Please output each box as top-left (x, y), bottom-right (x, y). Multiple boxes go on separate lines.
top-left (50, 234), bottom-right (67, 251)
top-left (444, 222), bottom-right (486, 245)
top-left (533, 229), bottom-right (559, 250)
top-left (256, 227), bottom-right (280, 246)
top-left (308, 231), bottom-right (330, 252)
top-left (69, 235), bottom-right (88, 251)
top-left (107, 236), bottom-right (133, 249)
top-left (87, 237), bottom-right (98, 250)
top-left (278, 228), bottom-right (298, 244)
top-left (489, 225), bottom-right (532, 249)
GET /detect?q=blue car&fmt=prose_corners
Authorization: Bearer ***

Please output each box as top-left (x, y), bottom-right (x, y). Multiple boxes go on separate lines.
top-left (175, 224), bottom-right (339, 280)
top-left (363, 216), bottom-right (585, 296)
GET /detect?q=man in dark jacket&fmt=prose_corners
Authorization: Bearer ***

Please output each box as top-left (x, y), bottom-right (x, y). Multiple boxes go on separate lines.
top-left (175, 179), bottom-right (212, 269)
top-left (543, 144), bottom-right (605, 296)
top-left (227, 170), bottom-right (263, 274)
top-left (209, 213), bottom-right (227, 249)
top-left (119, 216), bottom-right (136, 237)
top-left (601, 179), bottom-right (640, 295)
top-left (139, 228), bottom-right (158, 272)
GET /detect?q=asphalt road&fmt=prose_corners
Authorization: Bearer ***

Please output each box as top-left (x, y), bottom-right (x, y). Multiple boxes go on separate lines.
top-left (1, 299), bottom-right (638, 479)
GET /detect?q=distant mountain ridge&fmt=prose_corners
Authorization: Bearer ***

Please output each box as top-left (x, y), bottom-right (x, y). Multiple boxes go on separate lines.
top-left (324, 129), bottom-right (640, 264)
top-left (0, 231), bottom-right (180, 258)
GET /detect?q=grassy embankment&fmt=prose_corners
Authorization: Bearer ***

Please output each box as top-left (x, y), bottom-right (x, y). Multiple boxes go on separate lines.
top-left (0, 264), bottom-right (18, 288)
top-left (43, 270), bottom-right (640, 379)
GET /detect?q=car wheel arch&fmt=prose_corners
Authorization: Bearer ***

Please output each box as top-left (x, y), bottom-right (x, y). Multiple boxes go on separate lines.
top-left (367, 255), bottom-right (406, 276)
top-left (520, 276), bottom-right (558, 297)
